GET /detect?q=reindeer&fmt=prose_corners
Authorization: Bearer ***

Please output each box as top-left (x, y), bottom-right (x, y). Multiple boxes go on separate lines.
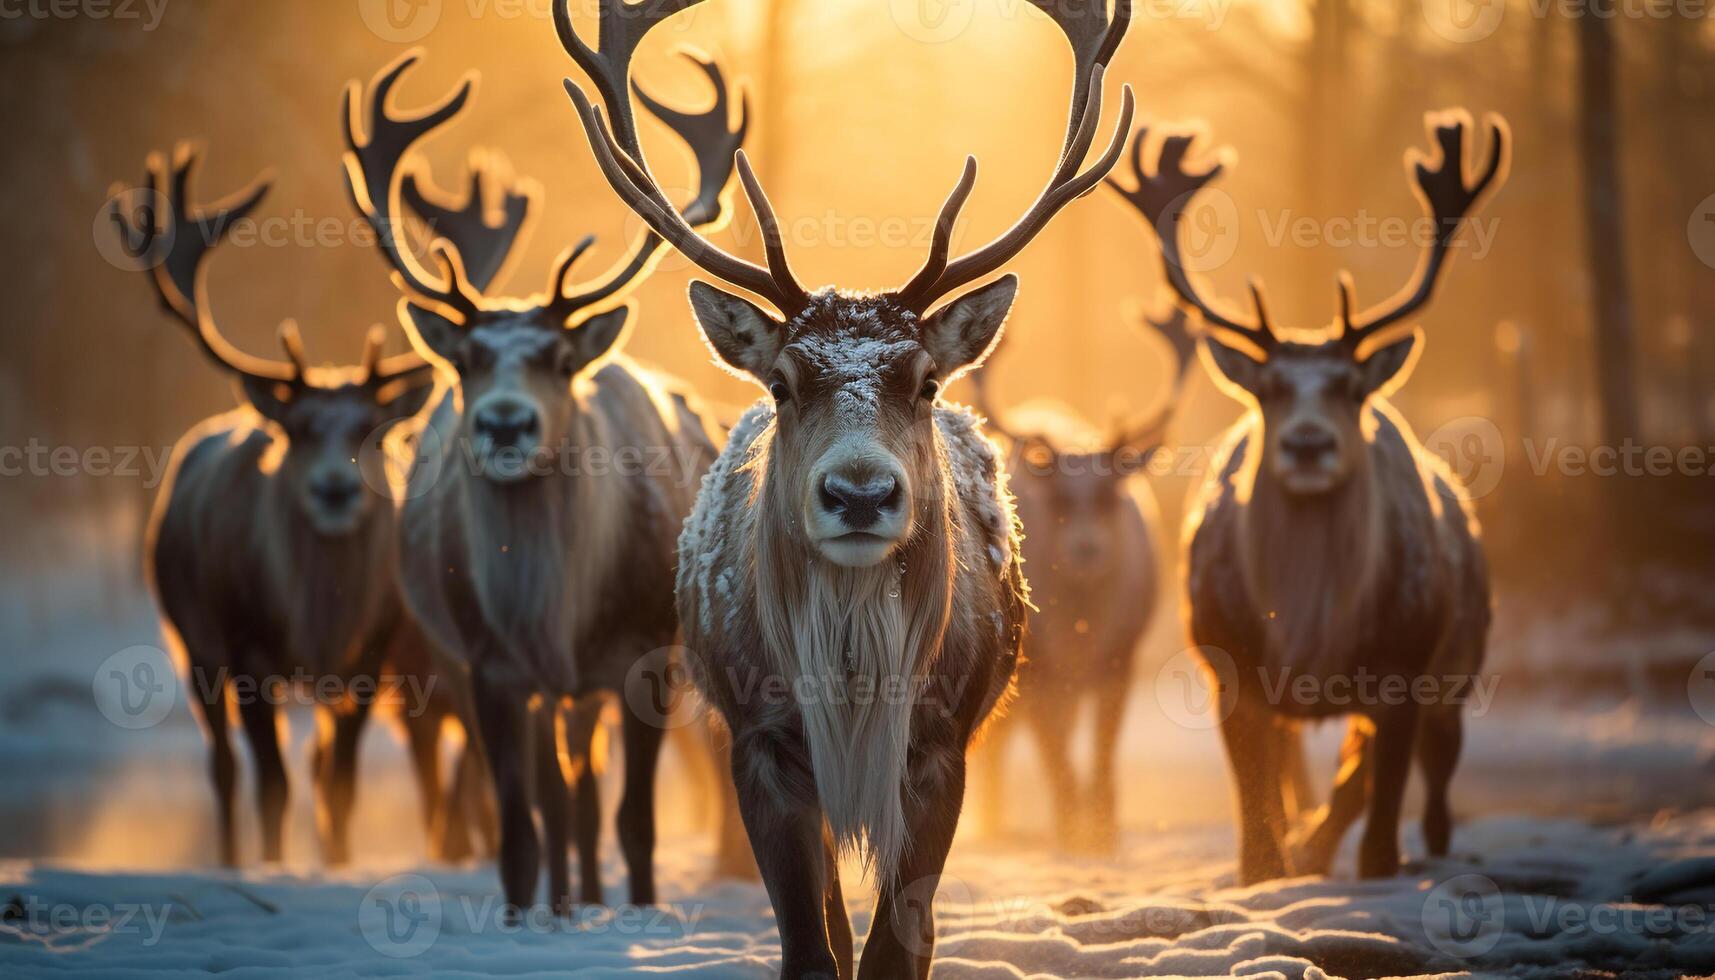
top-left (113, 145), bottom-right (447, 866)
top-left (341, 49), bottom-right (744, 913)
top-left (1111, 113), bottom-right (1508, 883)
top-left (971, 306), bottom-right (1193, 853)
top-left (559, 0), bottom-right (1135, 973)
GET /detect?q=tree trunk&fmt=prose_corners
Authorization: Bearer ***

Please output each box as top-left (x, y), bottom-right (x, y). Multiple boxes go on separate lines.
top-left (1575, 15), bottom-right (1639, 450)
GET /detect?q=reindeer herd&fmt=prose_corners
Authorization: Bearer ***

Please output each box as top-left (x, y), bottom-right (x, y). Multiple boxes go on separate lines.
top-left (110, 1), bottom-right (1509, 976)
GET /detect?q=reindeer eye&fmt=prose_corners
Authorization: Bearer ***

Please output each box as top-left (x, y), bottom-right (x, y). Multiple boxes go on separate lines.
top-left (768, 379), bottom-right (791, 404)
top-left (919, 378), bottom-right (941, 401)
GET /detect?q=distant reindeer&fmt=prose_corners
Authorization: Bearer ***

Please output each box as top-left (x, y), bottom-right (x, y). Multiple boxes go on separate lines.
top-left (1113, 113), bottom-right (1507, 882)
top-left (112, 145), bottom-right (443, 865)
top-left (341, 50), bottom-right (743, 913)
top-left (560, 0), bottom-right (1135, 973)
top-left (971, 306), bottom-right (1193, 852)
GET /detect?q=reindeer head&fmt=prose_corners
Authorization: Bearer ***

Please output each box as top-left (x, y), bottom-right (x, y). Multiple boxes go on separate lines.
top-left (975, 305), bottom-right (1192, 579)
top-left (1110, 112), bottom-right (1509, 497)
top-left (112, 145), bottom-right (435, 535)
top-left (343, 51), bottom-right (745, 483)
top-left (558, 0), bottom-right (1135, 567)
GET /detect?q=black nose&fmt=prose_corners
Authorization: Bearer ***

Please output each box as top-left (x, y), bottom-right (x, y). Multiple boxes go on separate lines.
top-left (1282, 426), bottom-right (1337, 464)
top-left (474, 403), bottom-right (540, 449)
top-left (819, 473), bottom-right (901, 530)
top-left (310, 475), bottom-right (360, 509)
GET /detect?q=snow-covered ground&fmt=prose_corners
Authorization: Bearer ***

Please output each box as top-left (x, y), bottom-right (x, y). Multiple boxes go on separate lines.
top-left (4, 567), bottom-right (1715, 977)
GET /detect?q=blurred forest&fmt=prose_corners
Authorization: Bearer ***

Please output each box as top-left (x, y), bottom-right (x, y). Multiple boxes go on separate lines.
top-left (1, 0), bottom-right (1712, 691)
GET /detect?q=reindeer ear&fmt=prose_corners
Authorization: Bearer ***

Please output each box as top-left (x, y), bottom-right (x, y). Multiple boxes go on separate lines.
top-left (569, 303), bottom-right (633, 365)
top-left (1199, 332), bottom-right (1264, 397)
top-left (400, 300), bottom-right (463, 364)
top-left (1357, 327), bottom-right (1423, 398)
top-left (237, 375), bottom-right (296, 424)
top-left (921, 274), bottom-right (1017, 378)
top-left (689, 280), bottom-right (785, 381)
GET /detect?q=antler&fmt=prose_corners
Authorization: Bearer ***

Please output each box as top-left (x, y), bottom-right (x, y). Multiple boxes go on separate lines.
top-left (342, 51), bottom-right (485, 324)
top-left (1109, 303), bottom-right (1195, 454)
top-left (399, 147), bottom-right (535, 293)
top-left (109, 143), bottom-right (303, 384)
top-left (891, 0), bottom-right (1137, 313)
top-left (1338, 111), bottom-right (1509, 349)
top-left (558, 0), bottom-right (794, 315)
top-left (1105, 125), bottom-right (1275, 349)
top-left (549, 48), bottom-right (749, 324)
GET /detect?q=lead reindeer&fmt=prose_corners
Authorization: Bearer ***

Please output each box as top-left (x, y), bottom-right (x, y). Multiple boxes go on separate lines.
top-left (342, 50), bottom-right (744, 914)
top-left (971, 307), bottom-right (1193, 852)
top-left (113, 146), bottom-right (452, 866)
top-left (558, 0), bottom-right (1135, 974)
top-left (1112, 113), bottom-right (1507, 882)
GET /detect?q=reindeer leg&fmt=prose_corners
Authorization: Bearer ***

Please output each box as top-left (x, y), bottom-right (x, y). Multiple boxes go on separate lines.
top-left (1025, 703), bottom-right (1080, 850)
top-left (563, 695), bottom-right (605, 906)
top-left (191, 673), bottom-right (238, 867)
top-left (1417, 709), bottom-right (1463, 858)
top-left (1090, 678), bottom-right (1131, 853)
top-left (316, 687), bottom-right (376, 867)
top-left (237, 693), bottom-right (289, 864)
top-left (533, 700), bottom-right (573, 916)
top-left (857, 746), bottom-right (965, 980)
top-left (1357, 701), bottom-right (1420, 878)
top-left (470, 667), bottom-right (540, 917)
top-left (1295, 716), bottom-right (1373, 875)
top-left (823, 830), bottom-right (854, 980)
top-left (1218, 691), bottom-right (1291, 884)
top-left (400, 703), bottom-right (447, 859)
top-left (618, 696), bottom-right (665, 906)
top-left (731, 721), bottom-right (839, 979)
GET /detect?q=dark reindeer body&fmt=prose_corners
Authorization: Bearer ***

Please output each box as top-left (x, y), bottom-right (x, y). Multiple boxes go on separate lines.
top-left (343, 49), bottom-right (746, 913)
top-left (115, 145), bottom-right (446, 866)
top-left (1117, 112), bottom-right (1508, 882)
top-left (970, 309), bottom-right (1193, 853)
top-left (402, 358), bottom-right (712, 699)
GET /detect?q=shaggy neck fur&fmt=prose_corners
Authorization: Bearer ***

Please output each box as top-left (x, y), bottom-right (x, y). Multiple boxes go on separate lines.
top-left (258, 471), bottom-right (389, 677)
top-left (453, 394), bottom-right (628, 684)
top-left (1239, 424), bottom-right (1384, 681)
top-left (751, 427), bottom-right (956, 882)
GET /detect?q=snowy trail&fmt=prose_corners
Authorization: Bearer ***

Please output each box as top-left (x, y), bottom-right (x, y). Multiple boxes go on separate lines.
top-left (5, 814), bottom-right (1715, 977)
